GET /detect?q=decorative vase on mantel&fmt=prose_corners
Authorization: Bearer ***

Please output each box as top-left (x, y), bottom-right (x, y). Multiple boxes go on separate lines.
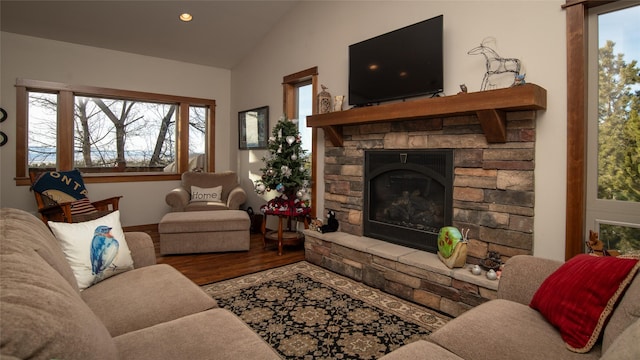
top-left (318, 85), bottom-right (332, 114)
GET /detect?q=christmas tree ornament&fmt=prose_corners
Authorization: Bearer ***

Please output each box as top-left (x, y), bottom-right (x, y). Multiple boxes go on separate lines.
top-left (286, 135), bottom-right (296, 145)
top-left (256, 183), bottom-right (266, 193)
top-left (277, 144), bottom-right (282, 153)
top-left (276, 183), bottom-right (285, 193)
top-left (299, 166), bottom-right (305, 172)
top-left (281, 165), bottom-right (292, 177)
top-left (296, 190), bottom-right (305, 198)
top-left (291, 154), bottom-right (297, 161)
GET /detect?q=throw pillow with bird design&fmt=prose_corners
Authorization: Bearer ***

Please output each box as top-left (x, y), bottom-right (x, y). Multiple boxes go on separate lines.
top-left (49, 211), bottom-right (134, 290)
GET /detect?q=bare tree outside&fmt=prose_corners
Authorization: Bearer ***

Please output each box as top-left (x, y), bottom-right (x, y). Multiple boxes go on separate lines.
top-left (27, 92), bottom-right (57, 167)
top-left (27, 92), bottom-right (207, 172)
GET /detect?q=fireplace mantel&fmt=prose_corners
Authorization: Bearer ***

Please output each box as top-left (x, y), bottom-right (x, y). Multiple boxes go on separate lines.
top-left (307, 83), bottom-right (547, 146)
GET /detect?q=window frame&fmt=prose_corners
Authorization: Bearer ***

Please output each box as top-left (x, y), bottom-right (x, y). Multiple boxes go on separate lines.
top-left (585, 1), bottom-right (640, 252)
top-left (15, 78), bottom-right (216, 185)
top-left (283, 67), bottom-right (318, 217)
top-left (563, 0), bottom-right (617, 259)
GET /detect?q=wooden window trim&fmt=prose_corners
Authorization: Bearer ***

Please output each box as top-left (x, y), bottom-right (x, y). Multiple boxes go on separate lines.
top-left (563, 0), bottom-right (617, 259)
top-left (283, 67), bottom-right (318, 217)
top-left (14, 78), bottom-right (216, 185)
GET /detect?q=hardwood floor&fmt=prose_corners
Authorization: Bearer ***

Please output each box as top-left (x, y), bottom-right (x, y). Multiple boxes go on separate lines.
top-left (126, 224), bottom-right (305, 286)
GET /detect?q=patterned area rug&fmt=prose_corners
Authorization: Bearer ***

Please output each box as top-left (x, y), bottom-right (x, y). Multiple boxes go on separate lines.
top-left (202, 261), bottom-right (450, 359)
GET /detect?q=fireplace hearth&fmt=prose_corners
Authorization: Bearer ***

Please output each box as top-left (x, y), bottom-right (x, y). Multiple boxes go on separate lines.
top-left (364, 150), bottom-right (453, 252)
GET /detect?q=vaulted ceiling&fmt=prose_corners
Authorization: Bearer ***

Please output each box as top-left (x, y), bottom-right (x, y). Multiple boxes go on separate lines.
top-left (1, 1), bottom-right (299, 69)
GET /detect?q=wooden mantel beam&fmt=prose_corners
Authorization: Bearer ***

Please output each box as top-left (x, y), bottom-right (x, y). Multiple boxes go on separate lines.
top-left (307, 84), bottom-right (546, 145)
top-left (476, 109), bottom-right (507, 143)
top-left (322, 125), bottom-right (343, 147)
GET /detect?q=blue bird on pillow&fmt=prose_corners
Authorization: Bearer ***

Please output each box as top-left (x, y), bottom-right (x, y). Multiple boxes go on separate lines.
top-left (90, 225), bottom-right (119, 276)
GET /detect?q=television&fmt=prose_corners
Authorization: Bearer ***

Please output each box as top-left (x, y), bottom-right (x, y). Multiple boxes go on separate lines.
top-left (348, 15), bottom-right (444, 107)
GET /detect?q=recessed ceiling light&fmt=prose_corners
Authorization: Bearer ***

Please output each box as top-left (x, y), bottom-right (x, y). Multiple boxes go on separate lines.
top-left (179, 13), bottom-right (193, 22)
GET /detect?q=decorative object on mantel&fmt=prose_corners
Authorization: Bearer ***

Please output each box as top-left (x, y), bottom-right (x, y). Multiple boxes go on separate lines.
top-left (319, 210), bottom-right (339, 233)
top-left (458, 84), bottom-right (468, 94)
top-left (254, 116), bottom-right (311, 213)
top-left (309, 218), bottom-right (323, 232)
top-left (318, 85), bottom-right (332, 114)
top-left (306, 83), bottom-right (546, 146)
top-left (470, 264), bottom-right (482, 275)
top-left (467, 37), bottom-right (523, 91)
top-left (480, 250), bottom-right (503, 271)
top-left (437, 227), bottom-right (469, 269)
top-left (512, 73), bottom-right (526, 87)
top-left (486, 269), bottom-right (498, 280)
top-left (333, 95), bottom-right (345, 112)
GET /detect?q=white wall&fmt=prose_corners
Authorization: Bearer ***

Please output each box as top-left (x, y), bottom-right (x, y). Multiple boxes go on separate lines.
top-left (0, 32), bottom-right (232, 226)
top-left (232, 1), bottom-right (567, 260)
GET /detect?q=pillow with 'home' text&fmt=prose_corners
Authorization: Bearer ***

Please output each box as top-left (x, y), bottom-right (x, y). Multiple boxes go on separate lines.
top-left (48, 211), bottom-right (134, 290)
top-left (190, 185), bottom-right (222, 203)
top-left (529, 254), bottom-right (639, 353)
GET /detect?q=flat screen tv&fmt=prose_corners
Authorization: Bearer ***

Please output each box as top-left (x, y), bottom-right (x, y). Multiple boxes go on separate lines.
top-left (348, 15), bottom-right (443, 107)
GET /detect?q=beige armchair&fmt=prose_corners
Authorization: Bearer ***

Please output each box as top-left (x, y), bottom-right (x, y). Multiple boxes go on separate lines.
top-left (166, 171), bottom-right (247, 212)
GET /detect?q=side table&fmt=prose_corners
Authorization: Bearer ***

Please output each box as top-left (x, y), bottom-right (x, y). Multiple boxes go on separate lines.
top-left (261, 210), bottom-right (310, 256)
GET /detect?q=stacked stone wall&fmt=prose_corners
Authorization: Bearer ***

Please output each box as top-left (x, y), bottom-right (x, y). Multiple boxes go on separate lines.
top-left (321, 111), bottom-right (537, 263)
top-left (304, 231), bottom-right (500, 317)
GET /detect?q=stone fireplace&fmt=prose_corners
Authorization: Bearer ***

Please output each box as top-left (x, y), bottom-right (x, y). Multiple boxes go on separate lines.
top-left (323, 111), bottom-right (537, 263)
top-left (304, 84), bottom-right (546, 316)
top-left (364, 149), bottom-right (453, 253)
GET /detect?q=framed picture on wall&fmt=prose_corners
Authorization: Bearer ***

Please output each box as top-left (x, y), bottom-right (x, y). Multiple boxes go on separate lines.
top-left (238, 106), bottom-right (269, 149)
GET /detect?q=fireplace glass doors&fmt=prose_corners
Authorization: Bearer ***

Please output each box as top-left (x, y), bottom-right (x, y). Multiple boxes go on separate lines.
top-left (364, 150), bottom-right (453, 252)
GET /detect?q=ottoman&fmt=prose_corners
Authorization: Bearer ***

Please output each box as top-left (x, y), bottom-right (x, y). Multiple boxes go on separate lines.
top-left (159, 210), bottom-right (250, 255)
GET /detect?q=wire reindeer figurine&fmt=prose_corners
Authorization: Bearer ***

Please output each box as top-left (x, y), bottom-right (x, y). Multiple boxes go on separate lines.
top-left (468, 38), bottom-right (523, 90)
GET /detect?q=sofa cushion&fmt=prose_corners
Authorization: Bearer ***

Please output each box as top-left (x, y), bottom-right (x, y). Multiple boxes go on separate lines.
top-left (602, 267), bottom-right (640, 353)
top-left (31, 169), bottom-right (89, 203)
top-left (182, 170), bottom-right (239, 202)
top-left (0, 243), bottom-right (117, 359)
top-left (530, 254), bottom-right (639, 353)
top-left (48, 210), bottom-right (134, 290)
top-left (190, 185), bottom-right (223, 203)
top-left (378, 340), bottom-right (464, 360)
top-left (0, 208), bottom-right (79, 291)
top-left (184, 201), bottom-right (229, 211)
top-left (81, 264), bottom-right (217, 337)
top-left (429, 299), bottom-right (600, 360)
top-left (114, 308), bottom-right (281, 360)
top-left (497, 255), bottom-right (562, 305)
top-left (601, 319), bottom-right (640, 360)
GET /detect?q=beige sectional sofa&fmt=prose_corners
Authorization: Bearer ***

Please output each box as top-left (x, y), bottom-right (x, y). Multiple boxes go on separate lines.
top-left (381, 255), bottom-right (640, 360)
top-left (3, 207), bottom-right (638, 360)
top-left (0, 208), bottom-right (279, 360)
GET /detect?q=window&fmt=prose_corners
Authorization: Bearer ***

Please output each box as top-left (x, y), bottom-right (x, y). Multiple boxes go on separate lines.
top-left (296, 82), bottom-right (313, 155)
top-left (16, 79), bottom-right (215, 184)
top-left (283, 67), bottom-right (318, 216)
top-left (586, 2), bottom-right (640, 255)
